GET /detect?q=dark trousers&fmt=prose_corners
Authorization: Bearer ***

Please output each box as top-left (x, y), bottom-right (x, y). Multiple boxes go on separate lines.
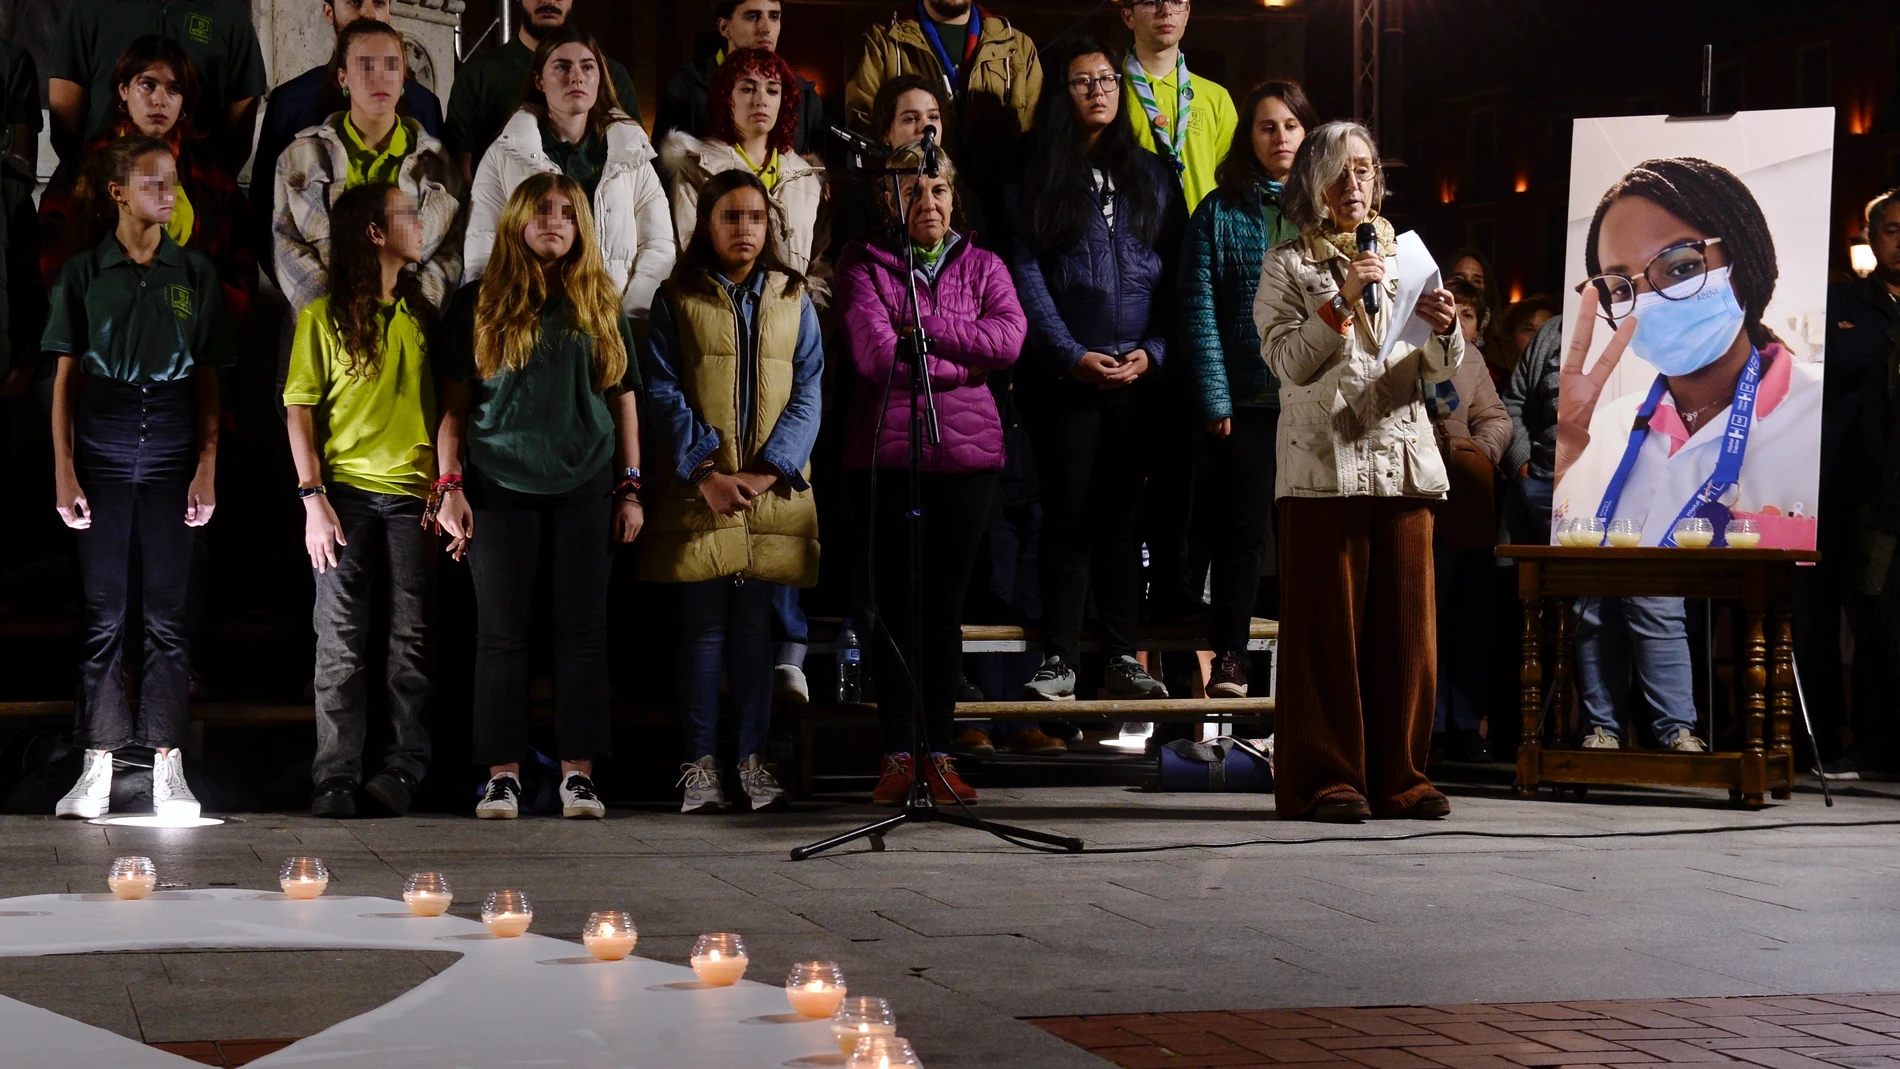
top-left (310, 486), bottom-right (435, 784)
top-left (72, 378), bottom-right (198, 752)
top-left (677, 576), bottom-right (779, 761)
top-left (1275, 496), bottom-right (1438, 818)
top-left (1433, 544), bottom-right (1492, 733)
top-left (1143, 376), bottom-right (1199, 616)
top-left (467, 467), bottom-right (613, 766)
top-left (1025, 379), bottom-right (1153, 662)
top-left (1200, 407), bottom-right (1280, 654)
top-left (855, 468), bottom-right (998, 754)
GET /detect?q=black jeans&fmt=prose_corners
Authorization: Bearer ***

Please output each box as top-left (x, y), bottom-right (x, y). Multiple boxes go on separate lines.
top-left (310, 486), bottom-right (436, 784)
top-left (854, 468), bottom-right (998, 754)
top-left (1024, 378), bottom-right (1154, 662)
top-left (72, 378), bottom-right (198, 751)
top-left (467, 467), bottom-right (613, 766)
top-left (1199, 407), bottom-right (1280, 654)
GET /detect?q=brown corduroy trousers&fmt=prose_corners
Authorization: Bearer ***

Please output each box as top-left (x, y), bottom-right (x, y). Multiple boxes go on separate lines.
top-left (1274, 496), bottom-right (1439, 819)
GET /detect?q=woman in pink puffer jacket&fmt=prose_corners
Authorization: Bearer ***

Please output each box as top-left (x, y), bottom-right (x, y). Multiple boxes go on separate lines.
top-left (835, 143), bottom-right (1026, 807)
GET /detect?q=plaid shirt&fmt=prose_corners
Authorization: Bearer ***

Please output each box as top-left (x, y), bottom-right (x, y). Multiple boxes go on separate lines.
top-left (39, 122), bottom-right (256, 328)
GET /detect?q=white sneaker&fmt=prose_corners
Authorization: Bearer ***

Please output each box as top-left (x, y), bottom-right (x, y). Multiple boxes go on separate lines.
top-left (560, 772), bottom-right (606, 819)
top-left (151, 749), bottom-right (200, 820)
top-left (737, 755), bottom-right (788, 811)
top-left (1667, 729), bottom-right (1708, 754)
top-left (56, 749), bottom-right (114, 818)
top-left (1581, 727), bottom-right (1621, 750)
top-left (678, 755), bottom-right (726, 814)
top-left (476, 772), bottom-right (521, 819)
top-left (774, 664), bottom-right (810, 704)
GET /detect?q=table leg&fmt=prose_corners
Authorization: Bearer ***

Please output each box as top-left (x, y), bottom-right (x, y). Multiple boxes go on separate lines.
top-left (1517, 591), bottom-right (1544, 798)
top-left (1741, 605), bottom-right (1768, 808)
top-left (1771, 608), bottom-right (1795, 800)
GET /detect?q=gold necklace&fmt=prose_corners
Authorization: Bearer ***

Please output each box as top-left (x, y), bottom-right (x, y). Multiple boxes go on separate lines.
top-left (1679, 397), bottom-right (1727, 432)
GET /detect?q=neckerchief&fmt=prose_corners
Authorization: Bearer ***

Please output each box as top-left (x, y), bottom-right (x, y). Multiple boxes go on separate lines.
top-left (917, 2), bottom-right (981, 90)
top-left (1316, 213), bottom-right (1394, 261)
top-left (339, 113), bottom-right (410, 188)
top-left (1124, 52), bottom-right (1191, 174)
top-left (735, 142), bottom-right (780, 191)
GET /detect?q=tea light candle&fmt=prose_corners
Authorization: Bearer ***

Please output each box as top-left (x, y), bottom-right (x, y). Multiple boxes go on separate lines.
top-left (786, 961), bottom-right (848, 1017)
top-left (482, 890), bottom-right (533, 937)
top-left (832, 996), bottom-right (898, 1056)
top-left (689, 933), bottom-right (749, 985)
top-left (1606, 519), bottom-right (1642, 548)
top-left (402, 872), bottom-right (452, 917)
top-left (846, 1035), bottom-right (923, 1068)
top-left (1673, 517), bottom-right (1714, 548)
top-left (582, 911), bottom-right (637, 961)
top-left (1726, 518), bottom-right (1762, 549)
top-left (107, 857), bottom-right (157, 900)
top-left (279, 856), bottom-right (330, 899)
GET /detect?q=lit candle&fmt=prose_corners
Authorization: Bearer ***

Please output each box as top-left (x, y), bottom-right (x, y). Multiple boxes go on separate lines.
top-left (835, 1021), bottom-right (899, 1057)
top-left (481, 890), bottom-right (533, 937)
top-left (690, 932), bottom-right (750, 985)
top-left (278, 856), bottom-right (330, 899)
top-left (403, 872), bottom-right (453, 916)
top-left (831, 996), bottom-right (898, 1056)
top-left (785, 961), bottom-right (848, 1018)
top-left (582, 911), bottom-right (637, 961)
top-left (846, 1035), bottom-right (922, 1068)
top-left (107, 857), bottom-right (157, 900)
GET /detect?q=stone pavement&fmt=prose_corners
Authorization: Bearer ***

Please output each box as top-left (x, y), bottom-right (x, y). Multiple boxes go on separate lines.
top-left (2, 780), bottom-right (1898, 1067)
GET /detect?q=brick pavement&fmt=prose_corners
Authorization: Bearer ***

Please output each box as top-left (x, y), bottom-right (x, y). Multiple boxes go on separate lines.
top-left (1033, 994), bottom-right (1900, 1069)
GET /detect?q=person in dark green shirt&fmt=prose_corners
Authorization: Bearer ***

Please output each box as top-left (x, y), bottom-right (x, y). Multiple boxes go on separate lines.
top-left (442, 0), bottom-right (641, 182)
top-left (0, 42), bottom-right (42, 168)
top-left (46, 0), bottom-right (268, 170)
top-left (44, 134), bottom-right (228, 824)
top-left (434, 171), bottom-right (642, 821)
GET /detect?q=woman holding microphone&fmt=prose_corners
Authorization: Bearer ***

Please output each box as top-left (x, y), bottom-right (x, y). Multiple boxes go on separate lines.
top-left (1255, 121), bottom-right (1462, 822)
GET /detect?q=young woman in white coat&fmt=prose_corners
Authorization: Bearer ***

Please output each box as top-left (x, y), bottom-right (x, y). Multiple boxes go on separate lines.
top-left (464, 27), bottom-right (675, 322)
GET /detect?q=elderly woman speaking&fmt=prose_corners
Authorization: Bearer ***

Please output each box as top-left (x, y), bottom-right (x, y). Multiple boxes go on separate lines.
top-left (1254, 121), bottom-right (1462, 822)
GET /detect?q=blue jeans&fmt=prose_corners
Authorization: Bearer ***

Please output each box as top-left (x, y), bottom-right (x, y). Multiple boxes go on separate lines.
top-left (1574, 596), bottom-right (1698, 742)
top-left (678, 577), bottom-right (779, 761)
top-left (772, 584), bottom-right (808, 669)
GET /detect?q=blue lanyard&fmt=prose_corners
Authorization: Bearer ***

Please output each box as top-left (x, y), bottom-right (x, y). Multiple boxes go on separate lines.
top-left (917, 2), bottom-right (979, 91)
top-left (1592, 347), bottom-right (1762, 547)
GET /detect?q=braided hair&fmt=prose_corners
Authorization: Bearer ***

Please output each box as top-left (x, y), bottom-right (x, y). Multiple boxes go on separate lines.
top-left (1583, 157), bottom-right (1782, 350)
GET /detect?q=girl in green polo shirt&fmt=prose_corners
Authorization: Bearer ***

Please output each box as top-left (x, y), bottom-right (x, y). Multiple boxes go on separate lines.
top-left (45, 135), bottom-right (229, 822)
top-left (284, 181), bottom-right (438, 820)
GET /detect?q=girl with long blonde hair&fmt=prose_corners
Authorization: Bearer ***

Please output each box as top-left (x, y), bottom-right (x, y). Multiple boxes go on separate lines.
top-left (434, 172), bottom-right (643, 821)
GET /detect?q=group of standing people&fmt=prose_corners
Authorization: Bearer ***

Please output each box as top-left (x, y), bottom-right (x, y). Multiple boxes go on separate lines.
top-left (21, 0), bottom-right (1512, 827)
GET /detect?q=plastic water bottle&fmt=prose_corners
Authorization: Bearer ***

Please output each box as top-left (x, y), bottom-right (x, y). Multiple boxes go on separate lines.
top-left (835, 619), bottom-right (863, 704)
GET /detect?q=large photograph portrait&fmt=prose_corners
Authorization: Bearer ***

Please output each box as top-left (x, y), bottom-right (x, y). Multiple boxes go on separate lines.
top-left (1550, 109), bottom-right (1833, 550)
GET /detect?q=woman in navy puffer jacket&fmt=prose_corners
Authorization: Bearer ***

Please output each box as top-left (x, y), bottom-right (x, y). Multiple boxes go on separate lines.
top-left (1004, 36), bottom-right (1186, 704)
top-left (837, 142), bottom-right (1027, 806)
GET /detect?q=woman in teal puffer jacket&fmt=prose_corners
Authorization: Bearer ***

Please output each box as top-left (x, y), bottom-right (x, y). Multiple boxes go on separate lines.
top-left (1177, 80), bottom-right (1317, 699)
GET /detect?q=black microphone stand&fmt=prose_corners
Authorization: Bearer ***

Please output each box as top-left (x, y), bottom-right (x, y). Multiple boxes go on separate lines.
top-left (793, 135), bottom-right (1082, 860)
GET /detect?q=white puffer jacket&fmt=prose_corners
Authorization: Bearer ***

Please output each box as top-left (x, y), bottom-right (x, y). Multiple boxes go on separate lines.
top-left (464, 109), bottom-right (677, 319)
top-left (659, 131), bottom-right (827, 303)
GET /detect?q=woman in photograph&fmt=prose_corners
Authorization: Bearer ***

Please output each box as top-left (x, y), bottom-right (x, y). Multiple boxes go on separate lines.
top-left (1553, 156), bottom-right (1821, 754)
top-left (1254, 120), bottom-right (1462, 822)
top-left (433, 173), bottom-right (643, 820)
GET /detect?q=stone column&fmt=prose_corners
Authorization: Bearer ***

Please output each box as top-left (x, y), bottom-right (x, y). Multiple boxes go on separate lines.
top-left (252, 0), bottom-right (466, 105)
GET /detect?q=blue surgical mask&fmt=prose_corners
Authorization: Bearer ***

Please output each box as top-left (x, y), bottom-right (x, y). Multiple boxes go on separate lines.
top-left (1629, 266), bottom-right (1746, 376)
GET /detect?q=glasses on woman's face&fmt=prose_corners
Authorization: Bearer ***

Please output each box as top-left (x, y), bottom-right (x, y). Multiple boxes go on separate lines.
top-left (1332, 163), bottom-right (1377, 190)
top-left (1575, 237), bottom-right (1725, 326)
top-left (1129, 0), bottom-right (1190, 12)
top-left (1068, 72), bottom-right (1122, 97)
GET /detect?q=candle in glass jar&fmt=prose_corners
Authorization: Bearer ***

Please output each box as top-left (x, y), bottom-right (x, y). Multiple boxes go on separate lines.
top-left (1726, 519), bottom-right (1762, 548)
top-left (691, 948), bottom-right (749, 985)
top-left (481, 889), bottom-right (533, 937)
top-left (1606, 519), bottom-right (1642, 548)
top-left (279, 857), bottom-right (330, 899)
top-left (107, 857), bottom-right (157, 900)
top-left (582, 911), bottom-right (637, 960)
top-left (282, 877), bottom-right (328, 900)
top-left (785, 960), bottom-right (848, 1017)
top-left (485, 912), bottom-right (531, 937)
top-left (834, 1020), bottom-right (898, 1055)
top-left (403, 872), bottom-right (453, 916)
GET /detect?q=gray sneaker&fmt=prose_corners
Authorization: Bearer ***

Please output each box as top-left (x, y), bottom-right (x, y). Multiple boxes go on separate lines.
top-left (1104, 655), bottom-right (1169, 699)
top-left (738, 755), bottom-right (788, 811)
top-left (1020, 656), bottom-right (1076, 701)
top-left (1666, 729), bottom-right (1708, 753)
top-left (678, 755), bottom-right (726, 814)
top-left (1581, 727), bottom-right (1621, 750)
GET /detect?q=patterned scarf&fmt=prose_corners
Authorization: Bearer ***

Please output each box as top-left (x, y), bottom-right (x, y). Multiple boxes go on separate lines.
top-left (1316, 212), bottom-right (1395, 261)
top-left (1123, 52), bottom-right (1190, 174)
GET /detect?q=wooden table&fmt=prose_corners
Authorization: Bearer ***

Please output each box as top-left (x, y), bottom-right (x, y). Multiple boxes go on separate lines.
top-left (1501, 545), bottom-right (1818, 808)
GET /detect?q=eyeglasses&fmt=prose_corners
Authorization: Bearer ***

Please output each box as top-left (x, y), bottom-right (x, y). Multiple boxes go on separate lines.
top-left (1333, 163), bottom-right (1378, 188)
top-left (1128, 0), bottom-right (1191, 12)
top-left (1067, 73), bottom-right (1123, 96)
top-left (1574, 237), bottom-right (1725, 326)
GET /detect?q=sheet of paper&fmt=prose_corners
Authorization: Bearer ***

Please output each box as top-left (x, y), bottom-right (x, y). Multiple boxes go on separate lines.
top-left (1378, 230), bottom-right (1442, 363)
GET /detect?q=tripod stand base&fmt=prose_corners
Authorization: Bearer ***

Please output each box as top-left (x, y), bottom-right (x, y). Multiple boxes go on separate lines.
top-left (790, 785), bottom-right (1084, 861)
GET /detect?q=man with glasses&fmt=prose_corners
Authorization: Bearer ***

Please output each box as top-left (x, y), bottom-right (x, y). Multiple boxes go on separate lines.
top-left (1120, 0), bottom-right (1236, 212)
top-left (846, 0), bottom-right (1041, 207)
top-left (653, 0), bottom-right (825, 158)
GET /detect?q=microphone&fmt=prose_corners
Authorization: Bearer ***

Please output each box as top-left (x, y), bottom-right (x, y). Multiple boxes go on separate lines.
top-left (920, 124), bottom-right (941, 177)
top-left (828, 125), bottom-right (889, 159)
top-left (1355, 222), bottom-right (1380, 317)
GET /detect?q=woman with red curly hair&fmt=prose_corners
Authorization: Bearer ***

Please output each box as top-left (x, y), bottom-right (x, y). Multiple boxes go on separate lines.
top-left (659, 47), bottom-right (827, 289)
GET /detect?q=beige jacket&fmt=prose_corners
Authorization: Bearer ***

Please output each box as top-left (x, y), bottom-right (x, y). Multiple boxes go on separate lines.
top-left (1437, 352), bottom-right (1511, 466)
top-left (659, 132), bottom-right (827, 303)
top-left (1254, 234), bottom-right (1464, 501)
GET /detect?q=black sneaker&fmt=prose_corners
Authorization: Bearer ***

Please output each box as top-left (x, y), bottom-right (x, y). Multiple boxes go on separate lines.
top-left (364, 767), bottom-right (420, 816)
top-left (311, 777), bottom-right (357, 818)
top-left (956, 674), bottom-right (986, 702)
top-left (1445, 729), bottom-right (1493, 764)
